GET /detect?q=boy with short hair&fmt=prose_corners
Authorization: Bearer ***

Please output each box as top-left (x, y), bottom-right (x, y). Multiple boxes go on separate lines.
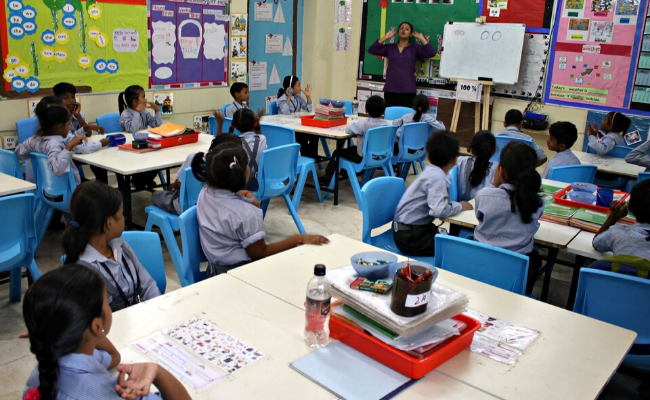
top-left (224, 82), bottom-right (249, 118)
top-left (393, 131), bottom-right (473, 256)
top-left (593, 180), bottom-right (650, 260)
top-left (52, 82), bottom-right (105, 137)
top-left (494, 109), bottom-right (547, 167)
top-left (541, 121), bottom-right (581, 179)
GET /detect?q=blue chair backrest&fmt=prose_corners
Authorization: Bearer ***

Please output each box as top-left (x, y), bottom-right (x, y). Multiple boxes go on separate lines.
top-left (0, 148), bottom-right (23, 178)
top-left (394, 122), bottom-right (433, 163)
top-left (359, 177), bottom-right (405, 245)
top-left (221, 104), bottom-right (229, 115)
top-left (574, 269), bottom-right (650, 348)
top-left (120, 231), bottom-right (166, 294)
top-left (0, 193), bottom-right (37, 271)
top-left (16, 117), bottom-right (39, 144)
top-left (255, 143), bottom-right (300, 199)
top-left (179, 168), bottom-right (204, 212)
top-left (29, 153), bottom-right (76, 213)
top-left (586, 144), bottom-right (633, 159)
top-left (341, 100), bottom-right (353, 116)
top-left (492, 135), bottom-right (534, 162)
top-left (547, 164), bottom-right (598, 184)
top-left (178, 206), bottom-right (207, 286)
top-left (385, 106), bottom-right (413, 121)
top-left (448, 165), bottom-right (459, 202)
top-left (96, 112), bottom-right (122, 134)
top-left (268, 102), bottom-right (279, 115)
top-left (210, 116), bottom-right (241, 136)
top-left (260, 123), bottom-right (295, 148)
top-left (359, 125), bottom-right (398, 169)
top-left (434, 235), bottom-right (529, 294)
top-left (639, 172), bottom-right (650, 183)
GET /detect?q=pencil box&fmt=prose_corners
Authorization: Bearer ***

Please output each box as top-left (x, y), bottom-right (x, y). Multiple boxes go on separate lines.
top-left (146, 132), bottom-right (199, 149)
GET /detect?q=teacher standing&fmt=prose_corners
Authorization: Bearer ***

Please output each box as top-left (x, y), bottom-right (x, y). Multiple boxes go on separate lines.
top-left (368, 22), bottom-right (436, 108)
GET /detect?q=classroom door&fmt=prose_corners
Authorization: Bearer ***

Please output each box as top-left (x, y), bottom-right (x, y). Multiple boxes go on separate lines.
top-left (248, 0), bottom-right (303, 111)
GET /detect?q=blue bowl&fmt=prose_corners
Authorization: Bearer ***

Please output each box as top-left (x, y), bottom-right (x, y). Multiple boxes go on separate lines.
top-left (350, 251), bottom-right (399, 280)
top-left (568, 191), bottom-right (596, 205)
top-left (389, 261), bottom-right (438, 285)
top-left (133, 132), bottom-right (149, 141)
top-left (319, 97), bottom-right (331, 106)
top-left (331, 100), bottom-right (345, 108)
top-left (571, 182), bottom-right (597, 193)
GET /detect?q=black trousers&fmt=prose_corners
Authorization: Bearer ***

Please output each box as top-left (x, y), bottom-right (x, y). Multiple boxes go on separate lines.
top-left (384, 92), bottom-right (416, 108)
top-left (526, 250), bottom-right (542, 295)
top-left (296, 132), bottom-right (319, 159)
top-left (393, 223), bottom-right (438, 257)
top-left (324, 146), bottom-right (363, 179)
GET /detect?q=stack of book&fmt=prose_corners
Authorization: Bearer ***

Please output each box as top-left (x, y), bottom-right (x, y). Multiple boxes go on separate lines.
top-left (314, 104), bottom-right (345, 121)
top-left (569, 208), bottom-right (608, 233)
top-left (541, 198), bottom-right (579, 225)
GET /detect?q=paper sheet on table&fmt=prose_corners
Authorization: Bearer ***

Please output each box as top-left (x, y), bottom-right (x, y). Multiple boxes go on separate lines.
top-left (579, 154), bottom-right (615, 167)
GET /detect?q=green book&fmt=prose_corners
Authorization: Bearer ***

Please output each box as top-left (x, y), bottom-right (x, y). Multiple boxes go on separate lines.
top-left (342, 304), bottom-right (399, 340)
top-left (544, 199), bottom-right (579, 217)
top-left (572, 208), bottom-right (608, 225)
top-left (541, 183), bottom-right (566, 195)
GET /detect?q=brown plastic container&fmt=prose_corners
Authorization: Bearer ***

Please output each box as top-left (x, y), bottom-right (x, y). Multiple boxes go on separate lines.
top-left (390, 265), bottom-right (433, 317)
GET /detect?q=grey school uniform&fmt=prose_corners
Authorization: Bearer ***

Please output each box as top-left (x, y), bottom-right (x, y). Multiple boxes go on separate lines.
top-left (474, 183), bottom-right (545, 254)
top-left (118, 108), bottom-right (163, 133)
top-left (392, 112), bottom-right (445, 140)
top-left (456, 155), bottom-right (497, 201)
top-left (588, 131), bottom-right (627, 156)
top-left (593, 222), bottom-right (650, 259)
top-left (15, 133), bottom-right (102, 185)
top-left (541, 149), bottom-right (581, 179)
top-left (197, 186), bottom-right (265, 268)
top-left (151, 152), bottom-right (196, 215)
top-left (276, 94), bottom-right (312, 114)
top-left (347, 118), bottom-right (390, 157)
top-left (70, 112), bottom-right (88, 136)
top-left (224, 101), bottom-right (249, 118)
top-left (78, 237), bottom-right (160, 311)
top-left (240, 131), bottom-right (267, 169)
top-left (494, 126), bottom-right (547, 161)
top-left (25, 349), bottom-right (163, 400)
top-left (625, 140), bottom-right (650, 172)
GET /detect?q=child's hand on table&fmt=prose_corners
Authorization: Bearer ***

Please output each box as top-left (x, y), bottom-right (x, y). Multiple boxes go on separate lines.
top-left (460, 201), bottom-right (474, 211)
top-left (88, 124), bottom-right (106, 135)
top-left (100, 138), bottom-right (111, 147)
top-left (65, 135), bottom-right (86, 151)
top-left (297, 234), bottom-right (330, 245)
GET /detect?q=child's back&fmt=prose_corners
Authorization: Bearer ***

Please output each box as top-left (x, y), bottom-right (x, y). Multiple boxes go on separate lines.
top-left (346, 117), bottom-right (390, 157)
top-left (494, 109), bottom-right (547, 164)
top-left (456, 131), bottom-right (497, 201)
top-left (625, 140), bottom-right (650, 171)
top-left (392, 95), bottom-right (445, 141)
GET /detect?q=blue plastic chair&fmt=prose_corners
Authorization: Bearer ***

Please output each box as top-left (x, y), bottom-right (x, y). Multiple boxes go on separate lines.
top-left (144, 168), bottom-right (204, 283)
top-left (385, 106), bottom-right (413, 121)
top-left (220, 104), bottom-right (229, 115)
top-left (492, 135), bottom-right (534, 162)
top-left (574, 268), bottom-right (650, 370)
top-left (96, 112), bottom-right (122, 134)
top-left (0, 194), bottom-right (41, 302)
top-left (391, 122), bottom-right (433, 179)
top-left (210, 116), bottom-right (241, 136)
top-left (340, 100), bottom-right (353, 116)
top-left (16, 117), bottom-right (39, 144)
top-left (120, 231), bottom-right (166, 294)
top-left (254, 144), bottom-right (306, 234)
top-left (177, 206), bottom-right (208, 286)
top-left (586, 144), bottom-right (634, 159)
top-left (268, 102), bottom-right (279, 115)
top-left (547, 165), bottom-right (598, 184)
top-left (0, 148), bottom-right (23, 178)
top-left (448, 165), bottom-right (459, 203)
top-left (625, 171), bottom-right (650, 193)
top-left (587, 144), bottom-right (635, 190)
top-left (326, 125), bottom-right (398, 209)
top-left (259, 123), bottom-right (323, 211)
top-left (434, 235), bottom-right (530, 295)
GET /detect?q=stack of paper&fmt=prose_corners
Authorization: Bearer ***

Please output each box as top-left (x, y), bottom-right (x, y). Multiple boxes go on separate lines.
top-left (541, 198), bottom-right (579, 225)
top-left (148, 123), bottom-right (189, 137)
top-left (314, 104), bottom-right (345, 121)
top-left (569, 208), bottom-right (608, 232)
top-left (541, 183), bottom-right (566, 196)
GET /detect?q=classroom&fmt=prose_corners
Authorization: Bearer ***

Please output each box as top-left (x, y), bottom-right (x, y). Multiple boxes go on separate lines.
top-left (1, 0), bottom-right (650, 398)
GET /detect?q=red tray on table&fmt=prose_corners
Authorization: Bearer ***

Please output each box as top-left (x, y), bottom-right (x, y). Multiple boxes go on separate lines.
top-left (553, 185), bottom-right (629, 214)
top-left (300, 115), bottom-right (348, 128)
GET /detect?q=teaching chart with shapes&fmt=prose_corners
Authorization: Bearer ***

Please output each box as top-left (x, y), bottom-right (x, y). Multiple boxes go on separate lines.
top-left (282, 36), bottom-right (293, 56)
top-left (274, 1), bottom-right (285, 23)
top-left (269, 63), bottom-right (280, 84)
top-left (493, 33), bottom-right (549, 98)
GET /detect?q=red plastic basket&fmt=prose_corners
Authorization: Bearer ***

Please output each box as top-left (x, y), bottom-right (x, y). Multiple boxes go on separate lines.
top-left (300, 115), bottom-right (348, 128)
top-left (553, 185), bottom-right (629, 214)
top-left (329, 313), bottom-right (480, 379)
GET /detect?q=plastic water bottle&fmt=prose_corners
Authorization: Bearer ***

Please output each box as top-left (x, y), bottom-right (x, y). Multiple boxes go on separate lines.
top-left (351, 97), bottom-right (359, 121)
top-left (304, 264), bottom-right (331, 348)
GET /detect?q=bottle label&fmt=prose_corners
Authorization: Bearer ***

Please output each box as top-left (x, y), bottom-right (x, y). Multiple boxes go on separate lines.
top-left (306, 297), bottom-right (331, 316)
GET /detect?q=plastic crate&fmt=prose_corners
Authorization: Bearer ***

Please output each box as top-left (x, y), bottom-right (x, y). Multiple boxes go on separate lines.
top-left (146, 132), bottom-right (199, 149)
top-left (553, 185), bottom-right (629, 214)
top-left (300, 115), bottom-right (348, 128)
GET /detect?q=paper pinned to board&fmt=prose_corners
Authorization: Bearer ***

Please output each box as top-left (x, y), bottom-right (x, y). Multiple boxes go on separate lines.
top-left (265, 33), bottom-right (283, 53)
top-left (249, 61), bottom-right (268, 91)
top-left (254, 2), bottom-right (273, 21)
top-left (269, 63), bottom-right (281, 84)
top-left (282, 35), bottom-right (293, 56)
top-left (274, 1), bottom-right (285, 23)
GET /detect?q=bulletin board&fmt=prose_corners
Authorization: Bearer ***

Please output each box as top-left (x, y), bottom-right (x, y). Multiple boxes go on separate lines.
top-left (545, 0), bottom-right (650, 115)
top-left (481, 0), bottom-right (555, 32)
top-left (1, 0), bottom-right (149, 94)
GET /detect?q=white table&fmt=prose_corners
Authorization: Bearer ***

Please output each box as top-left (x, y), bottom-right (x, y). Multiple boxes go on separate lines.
top-left (110, 273), bottom-right (495, 399)
top-left (565, 230), bottom-right (612, 310)
top-left (73, 133), bottom-right (213, 228)
top-left (0, 172), bottom-right (35, 196)
top-left (228, 234), bottom-right (636, 400)
top-left (574, 150), bottom-right (644, 178)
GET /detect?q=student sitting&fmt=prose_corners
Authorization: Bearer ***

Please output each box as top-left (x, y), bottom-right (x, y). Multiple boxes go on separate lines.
top-left (322, 95), bottom-right (389, 183)
top-left (22, 264), bottom-right (190, 400)
top-left (593, 180), bottom-right (650, 260)
top-left (15, 97), bottom-right (109, 185)
top-left (392, 94), bottom-right (445, 155)
top-left (393, 131), bottom-right (473, 257)
top-left (275, 75), bottom-right (318, 159)
top-left (585, 111), bottom-right (631, 156)
top-left (224, 82), bottom-right (250, 117)
top-left (541, 121), bottom-right (581, 179)
top-left (63, 181), bottom-right (161, 311)
top-left (625, 137), bottom-right (650, 172)
top-left (474, 142), bottom-right (545, 294)
top-left (231, 108), bottom-right (267, 191)
top-left (494, 109), bottom-right (547, 166)
top-left (457, 131), bottom-right (497, 201)
top-left (194, 142), bottom-right (329, 276)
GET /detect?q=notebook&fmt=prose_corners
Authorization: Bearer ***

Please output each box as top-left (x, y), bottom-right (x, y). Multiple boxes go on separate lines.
top-left (290, 341), bottom-right (416, 400)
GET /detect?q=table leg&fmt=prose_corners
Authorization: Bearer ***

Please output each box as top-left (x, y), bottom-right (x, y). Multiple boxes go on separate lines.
top-left (474, 102), bottom-right (481, 133)
top-left (116, 174), bottom-right (134, 230)
top-left (451, 100), bottom-right (461, 132)
top-left (166, 168), bottom-right (171, 190)
top-left (541, 247), bottom-right (559, 302)
top-left (566, 255), bottom-right (587, 310)
top-left (333, 138), bottom-right (344, 206)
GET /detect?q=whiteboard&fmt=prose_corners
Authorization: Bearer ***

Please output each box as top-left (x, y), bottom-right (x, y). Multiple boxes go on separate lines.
top-left (439, 23), bottom-right (526, 85)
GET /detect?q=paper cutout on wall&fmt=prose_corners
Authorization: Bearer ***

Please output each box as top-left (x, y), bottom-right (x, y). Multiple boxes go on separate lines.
top-left (178, 20), bottom-right (202, 59)
top-left (265, 33), bottom-right (283, 53)
top-left (282, 35), bottom-right (293, 56)
top-left (249, 61), bottom-right (267, 91)
top-left (269, 62), bottom-right (280, 84)
top-left (151, 21), bottom-right (176, 64)
top-left (254, 2), bottom-right (273, 21)
top-left (113, 28), bottom-right (139, 53)
top-left (274, 1), bottom-right (285, 23)
top-left (204, 23), bottom-right (226, 60)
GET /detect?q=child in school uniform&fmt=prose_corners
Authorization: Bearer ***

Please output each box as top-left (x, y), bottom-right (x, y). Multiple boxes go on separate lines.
top-left (494, 109), bottom-right (547, 167)
top-left (456, 131), bottom-right (497, 201)
top-left (541, 121), bottom-right (581, 179)
top-left (194, 142), bottom-right (329, 276)
top-left (15, 97), bottom-right (109, 185)
top-left (322, 95), bottom-right (390, 183)
top-left (276, 75), bottom-right (318, 159)
top-left (393, 131), bottom-right (473, 256)
top-left (224, 82), bottom-right (250, 117)
top-left (63, 181), bottom-right (160, 311)
top-left (474, 142), bottom-right (545, 294)
top-left (392, 94), bottom-right (445, 153)
top-left (232, 108), bottom-right (267, 191)
top-left (585, 111), bottom-right (632, 156)
top-left (23, 264), bottom-right (190, 400)
top-left (625, 136), bottom-right (650, 171)
top-left (592, 180), bottom-right (650, 260)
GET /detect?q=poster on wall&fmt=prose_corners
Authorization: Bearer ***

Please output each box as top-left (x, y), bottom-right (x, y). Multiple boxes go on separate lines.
top-left (149, 0), bottom-right (228, 88)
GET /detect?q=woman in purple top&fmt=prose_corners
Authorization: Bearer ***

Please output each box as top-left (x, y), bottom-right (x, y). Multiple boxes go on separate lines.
top-left (368, 22), bottom-right (436, 108)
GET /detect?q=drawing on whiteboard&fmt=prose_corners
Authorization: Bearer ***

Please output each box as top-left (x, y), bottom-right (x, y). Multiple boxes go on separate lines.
top-left (481, 31), bottom-right (489, 40)
top-left (492, 31), bottom-right (502, 41)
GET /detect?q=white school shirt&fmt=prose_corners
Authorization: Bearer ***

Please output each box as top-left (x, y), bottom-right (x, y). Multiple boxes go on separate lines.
top-left (392, 112), bottom-right (445, 140)
top-left (240, 131), bottom-right (267, 171)
top-left (118, 108), bottom-right (163, 133)
top-left (625, 140), bottom-right (650, 172)
top-left (540, 149), bottom-right (581, 179)
top-left (593, 222), bottom-right (650, 260)
top-left (587, 131), bottom-right (627, 156)
top-left (70, 112), bottom-right (87, 136)
top-left (224, 101), bottom-right (249, 118)
top-left (346, 118), bottom-right (391, 157)
top-left (276, 94), bottom-right (312, 114)
top-left (494, 126), bottom-right (547, 161)
top-left (456, 155), bottom-right (498, 201)
top-left (176, 152), bottom-right (196, 181)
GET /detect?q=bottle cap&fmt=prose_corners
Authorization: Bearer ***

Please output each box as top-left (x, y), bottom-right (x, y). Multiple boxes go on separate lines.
top-left (314, 264), bottom-right (326, 276)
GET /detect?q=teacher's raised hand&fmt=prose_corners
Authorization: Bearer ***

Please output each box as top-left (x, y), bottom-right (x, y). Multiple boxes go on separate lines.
top-left (379, 28), bottom-right (396, 44)
top-left (413, 31), bottom-right (428, 45)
